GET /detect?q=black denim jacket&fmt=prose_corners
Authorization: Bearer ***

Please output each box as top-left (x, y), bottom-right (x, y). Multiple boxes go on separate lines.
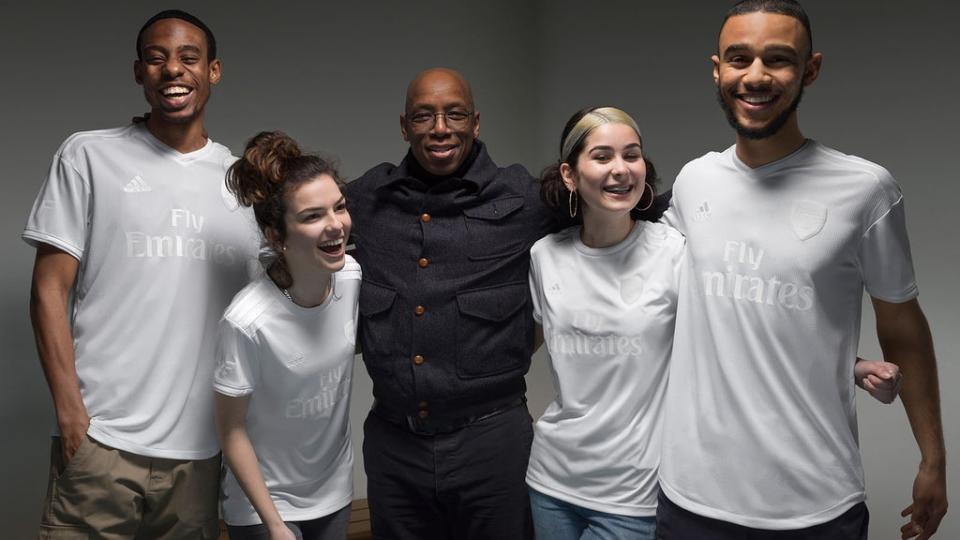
top-left (344, 141), bottom-right (559, 419)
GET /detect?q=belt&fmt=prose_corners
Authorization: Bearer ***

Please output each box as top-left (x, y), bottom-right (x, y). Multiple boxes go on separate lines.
top-left (372, 397), bottom-right (526, 436)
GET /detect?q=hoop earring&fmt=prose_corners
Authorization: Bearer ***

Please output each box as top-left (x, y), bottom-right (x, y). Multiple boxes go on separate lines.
top-left (568, 190), bottom-right (579, 218)
top-left (636, 183), bottom-right (656, 212)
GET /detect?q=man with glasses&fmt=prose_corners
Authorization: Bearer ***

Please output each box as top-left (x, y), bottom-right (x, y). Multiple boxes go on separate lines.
top-left (343, 68), bottom-right (558, 540)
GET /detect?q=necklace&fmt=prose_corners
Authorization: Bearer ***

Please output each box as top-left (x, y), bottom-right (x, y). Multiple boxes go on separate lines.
top-left (279, 278), bottom-right (333, 307)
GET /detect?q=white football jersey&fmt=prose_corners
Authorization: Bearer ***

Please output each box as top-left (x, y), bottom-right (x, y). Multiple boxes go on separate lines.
top-left (527, 222), bottom-right (684, 516)
top-left (23, 124), bottom-right (260, 459)
top-left (215, 258), bottom-right (360, 525)
top-left (660, 141), bottom-right (917, 529)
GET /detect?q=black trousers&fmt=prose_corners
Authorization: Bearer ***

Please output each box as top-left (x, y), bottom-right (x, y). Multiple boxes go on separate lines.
top-left (656, 492), bottom-right (869, 540)
top-left (362, 403), bottom-right (534, 540)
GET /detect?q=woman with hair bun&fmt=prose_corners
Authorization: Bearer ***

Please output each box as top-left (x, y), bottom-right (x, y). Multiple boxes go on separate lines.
top-left (214, 131), bottom-right (358, 540)
top-left (526, 107), bottom-right (680, 539)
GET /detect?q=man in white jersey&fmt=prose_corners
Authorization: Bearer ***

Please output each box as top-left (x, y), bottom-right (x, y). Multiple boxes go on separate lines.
top-left (657, 1), bottom-right (947, 539)
top-left (23, 10), bottom-right (257, 538)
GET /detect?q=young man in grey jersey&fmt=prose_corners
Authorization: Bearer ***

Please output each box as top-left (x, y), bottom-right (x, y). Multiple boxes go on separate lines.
top-left (25, 10), bottom-right (257, 537)
top-left (657, 1), bottom-right (947, 539)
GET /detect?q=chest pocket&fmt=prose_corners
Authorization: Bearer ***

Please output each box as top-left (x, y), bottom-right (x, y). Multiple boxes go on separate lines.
top-left (455, 281), bottom-right (530, 378)
top-left (462, 196), bottom-right (527, 260)
top-left (357, 280), bottom-right (398, 374)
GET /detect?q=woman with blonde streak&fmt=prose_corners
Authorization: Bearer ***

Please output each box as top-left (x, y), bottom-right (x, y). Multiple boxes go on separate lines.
top-left (214, 132), bottom-right (359, 540)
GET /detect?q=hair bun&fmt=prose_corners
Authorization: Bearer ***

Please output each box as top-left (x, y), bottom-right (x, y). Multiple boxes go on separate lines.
top-left (227, 130), bottom-right (303, 206)
top-left (246, 131), bottom-right (302, 186)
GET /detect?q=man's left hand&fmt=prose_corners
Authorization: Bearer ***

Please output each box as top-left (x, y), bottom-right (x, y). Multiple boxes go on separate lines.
top-left (900, 463), bottom-right (948, 539)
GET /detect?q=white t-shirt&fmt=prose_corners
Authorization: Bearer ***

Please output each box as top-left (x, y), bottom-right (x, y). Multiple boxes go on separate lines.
top-left (22, 124), bottom-right (259, 459)
top-left (660, 141), bottom-right (917, 529)
top-left (526, 221), bottom-right (684, 516)
top-left (214, 257), bottom-right (360, 526)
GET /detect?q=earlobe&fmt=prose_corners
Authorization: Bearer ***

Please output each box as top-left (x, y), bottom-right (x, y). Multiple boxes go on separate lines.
top-left (559, 163), bottom-right (577, 193)
top-left (711, 55), bottom-right (720, 85)
top-left (400, 115), bottom-right (409, 142)
top-left (133, 60), bottom-right (143, 85)
top-left (473, 111), bottom-right (480, 139)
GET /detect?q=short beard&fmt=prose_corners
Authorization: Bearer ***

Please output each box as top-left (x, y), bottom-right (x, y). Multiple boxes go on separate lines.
top-left (717, 86), bottom-right (804, 140)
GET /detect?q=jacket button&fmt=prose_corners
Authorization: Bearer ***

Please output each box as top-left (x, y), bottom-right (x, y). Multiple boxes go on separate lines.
top-left (418, 258), bottom-right (429, 268)
top-left (413, 355), bottom-right (425, 365)
top-left (414, 305), bottom-right (425, 316)
top-left (420, 213), bottom-right (431, 223)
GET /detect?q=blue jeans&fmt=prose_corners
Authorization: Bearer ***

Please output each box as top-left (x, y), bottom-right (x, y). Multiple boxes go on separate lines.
top-left (529, 487), bottom-right (656, 540)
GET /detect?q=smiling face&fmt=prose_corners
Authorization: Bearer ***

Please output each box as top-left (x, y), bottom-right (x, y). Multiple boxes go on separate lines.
top-left (561, 122), bottom-right (646, 220)
top-left (278, 175), bottom-right (352, 279)
top-left (134, 18), bottom-right (220, 128)
top-left (400, 70), bottom-right (480, 177)
top-left (713, 12), bottom-right (821, 141)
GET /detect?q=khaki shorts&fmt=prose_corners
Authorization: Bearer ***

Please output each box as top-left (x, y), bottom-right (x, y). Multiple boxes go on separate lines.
top-left (38, 435), bottom-right (220, 539)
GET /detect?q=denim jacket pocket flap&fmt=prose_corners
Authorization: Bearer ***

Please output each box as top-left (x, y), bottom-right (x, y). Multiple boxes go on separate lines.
top-left (462, 196), bottom-right (525, 221)
top-left (359, 280), bottom-right (397, 317)
top-left (456, 282), bottom-right (527, 322)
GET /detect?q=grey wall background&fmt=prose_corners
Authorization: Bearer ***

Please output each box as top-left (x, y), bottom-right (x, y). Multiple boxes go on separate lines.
top-left (1, 1), bottom-right (955, 538)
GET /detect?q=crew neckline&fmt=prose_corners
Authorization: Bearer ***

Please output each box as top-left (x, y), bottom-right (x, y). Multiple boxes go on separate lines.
top-left (266, 273), bottom-right (337, 316)
top-left (573, 220), bottom-right (646, 257)
top-left (135, 123), bottom-right (215, 165)
top-left (729, 139), bottom-right (816, 177)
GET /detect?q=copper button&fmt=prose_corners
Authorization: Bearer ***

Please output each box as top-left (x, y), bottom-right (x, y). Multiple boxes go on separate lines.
top-left (414, 305), bottom-right (425, 316)
top-left (418, 258), bottom-right (429, 268)
top-left (418, 410), bottom-right (429, 419)
top-left (413, 355), bottom-right (425, 365)
top-left (420, 213), bottom-right (431, 223)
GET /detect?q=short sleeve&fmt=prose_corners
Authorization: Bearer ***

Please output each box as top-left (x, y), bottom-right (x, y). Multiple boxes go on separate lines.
top-left (22, 153), bottom-right (91, 260)
top-left (528, 249), bottom-right (544, 324)
top-left (213, 318), bottom-right (261, 396)
top-left (660, 185), bottom-right (685, 234)
top-left (858, 198), bottom-right (918, 303)
top-left (668, 232), bottom-right (687, 305)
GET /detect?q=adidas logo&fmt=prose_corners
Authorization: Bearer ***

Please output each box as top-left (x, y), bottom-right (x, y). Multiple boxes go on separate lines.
top-left (123, 175), bottom-right (152, 193)
top-left (694, 201), bottom-right (712, 222)
top-left (286, 352), bottom-right (306, 368)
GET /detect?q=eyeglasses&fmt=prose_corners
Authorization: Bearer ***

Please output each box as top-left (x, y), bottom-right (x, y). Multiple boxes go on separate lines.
top-left (406, 110), bottom-right (474, 130)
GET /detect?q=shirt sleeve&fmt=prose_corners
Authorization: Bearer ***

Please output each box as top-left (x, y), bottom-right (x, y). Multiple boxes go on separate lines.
top-left (857, 197), bottom-right (918, 303)
top-left (213, 318), bottom-right (261, 397)
top-left (528, 248), bottom-right (544, 324)
top-left (669, 231), bottom-right (687, 306)
top-left (660, 179), bottom-right (686, 234)
top-left (22, 152), bottom-right (91, 260)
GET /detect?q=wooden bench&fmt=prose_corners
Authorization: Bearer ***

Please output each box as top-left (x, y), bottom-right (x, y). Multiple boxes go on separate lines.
top-left (218, 499), bottom-right (372, 539)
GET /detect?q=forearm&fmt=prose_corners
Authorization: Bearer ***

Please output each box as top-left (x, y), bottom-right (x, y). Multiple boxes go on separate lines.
top-left (29, 262), bottom-right (87, 428)
top-left (216, 401), bottom-right (285, 528)
top-left (874, 299), bottom-right (946, 466)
